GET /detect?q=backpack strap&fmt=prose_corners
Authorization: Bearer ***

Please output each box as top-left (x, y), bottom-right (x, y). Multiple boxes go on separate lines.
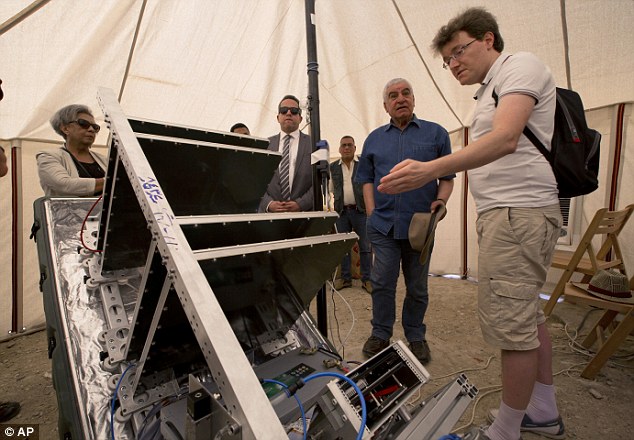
top-left (491, 90), bottom-right (551, 161)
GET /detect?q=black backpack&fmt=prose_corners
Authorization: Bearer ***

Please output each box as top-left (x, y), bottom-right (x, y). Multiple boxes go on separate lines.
top-left (493, 87), bottom-right (601, 198)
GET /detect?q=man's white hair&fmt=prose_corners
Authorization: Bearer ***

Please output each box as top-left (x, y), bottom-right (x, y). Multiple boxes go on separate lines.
top-left (383, 78), bottom-right (413, 103)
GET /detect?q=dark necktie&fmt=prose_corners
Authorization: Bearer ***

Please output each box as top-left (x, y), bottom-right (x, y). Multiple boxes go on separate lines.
top-left (280, 134), bottom-right (291, 200)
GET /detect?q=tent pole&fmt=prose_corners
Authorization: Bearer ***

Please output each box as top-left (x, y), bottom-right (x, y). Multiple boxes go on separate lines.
top-left (609, 103), bottom-right (626, 211)
top-left (559, 0), bottom-right (572, 89)
top-left (305, 0), bottom-right (329, 335)
top-left (0, 0), bottom-right (50, 36)
top-left (10, 140), bottom-right (24, 335)
top-left (119, 0), bottom-right (149, 101)
top-left (461, 128), bottom-right (469, 280)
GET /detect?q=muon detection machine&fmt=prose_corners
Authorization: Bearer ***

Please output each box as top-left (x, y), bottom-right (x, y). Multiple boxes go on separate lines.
top-left (33, 88), bottom-right (477, 439)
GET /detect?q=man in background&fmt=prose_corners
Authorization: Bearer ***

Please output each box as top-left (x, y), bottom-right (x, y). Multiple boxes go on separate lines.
top-left (330, 136), bottom-right (371, 293)
top-left (356, 77), bottom-right (454, 365)
top-left (230, 122), bottom-right (250, 135)
top-left (259, 95), bottom-right (314, 213)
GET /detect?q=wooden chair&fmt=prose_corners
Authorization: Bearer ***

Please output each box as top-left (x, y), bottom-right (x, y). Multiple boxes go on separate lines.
top-left (561, 278), bottom-right (634, 379)
top-left (543, 204), bottom-right (634, 317)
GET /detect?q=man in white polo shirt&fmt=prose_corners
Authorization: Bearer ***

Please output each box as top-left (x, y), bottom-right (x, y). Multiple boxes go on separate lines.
top-left (377, 7), bottom-right (565, 440)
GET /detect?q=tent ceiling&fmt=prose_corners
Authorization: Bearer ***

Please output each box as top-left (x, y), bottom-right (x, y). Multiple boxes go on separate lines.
top-left (1, 0), bottom-right (633, 148)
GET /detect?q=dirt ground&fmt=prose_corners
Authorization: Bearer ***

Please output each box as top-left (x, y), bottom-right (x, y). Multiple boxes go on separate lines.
top-left (1, 276), bottom-right (633, 439)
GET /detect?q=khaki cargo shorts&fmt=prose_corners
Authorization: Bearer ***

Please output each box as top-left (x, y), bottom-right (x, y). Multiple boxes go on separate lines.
top-left (476, 205), bottom-right (561, 351)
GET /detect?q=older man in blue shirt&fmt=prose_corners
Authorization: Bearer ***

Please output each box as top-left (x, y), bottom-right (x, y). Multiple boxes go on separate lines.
top-left (356, 78), bottom-right (454, 364)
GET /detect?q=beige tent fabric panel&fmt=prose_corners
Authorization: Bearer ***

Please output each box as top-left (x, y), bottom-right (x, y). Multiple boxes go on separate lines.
top-left (565, 1), bottom-right (634, 107)
top-left (1, 1), bottom-right (633, 142)
top-left (315, 2), bottom-right (463, 142)
top-left (3, 1), bottom-right (633, 142)
top-left (0, 1), bottom-right (140, 141)
top-left (397, 0), bottom-right (570, 125)
top-left (119, 1), bottom-right (310, 136)
top-left (0, 0), bottom-right (34, 23)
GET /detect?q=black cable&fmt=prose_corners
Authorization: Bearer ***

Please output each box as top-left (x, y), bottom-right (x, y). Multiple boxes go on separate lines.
top-left (317, 346), bottom-right (343, 362)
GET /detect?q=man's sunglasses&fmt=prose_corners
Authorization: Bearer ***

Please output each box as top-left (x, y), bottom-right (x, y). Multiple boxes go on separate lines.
top-left (279, 106), bottom-right (301, 115)
top-left (70, 118), bottom-right (101, 132)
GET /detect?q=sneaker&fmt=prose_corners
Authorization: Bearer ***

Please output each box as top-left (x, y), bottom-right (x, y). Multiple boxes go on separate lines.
top-left (0, 401), bottom-right (21, 423)
top-left (462, 426), bottom-right (523, 440)
top-left (409, 340), bottom-right (431, 364)
top-left (334, 279), bottom-right (352, 290)
top-left (362, 280), bottom-right (373, 294)
top-left (462, 426), bottom-right (491, 440)
top-left (362, 336), bottom-right (389, 358)
top-left (488, 409), bottom-right (565, 439)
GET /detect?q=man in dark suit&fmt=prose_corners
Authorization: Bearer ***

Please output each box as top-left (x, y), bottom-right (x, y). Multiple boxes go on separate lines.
top-left (259, 95), bottom-right (314, 212)
top-left (330, 136), bottom-right (371, 293)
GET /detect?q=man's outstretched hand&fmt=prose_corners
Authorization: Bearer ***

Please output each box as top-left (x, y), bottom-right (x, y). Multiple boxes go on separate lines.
top-left (378, 159), bottom-right (434, 194)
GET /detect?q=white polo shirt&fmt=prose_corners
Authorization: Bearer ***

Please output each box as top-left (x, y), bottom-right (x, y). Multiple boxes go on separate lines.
top-left (469, 52), bottom-right (559, 214)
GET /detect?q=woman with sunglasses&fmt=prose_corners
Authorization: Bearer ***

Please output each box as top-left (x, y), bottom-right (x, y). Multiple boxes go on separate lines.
top-left (37, 104), bottom-right (107, 196)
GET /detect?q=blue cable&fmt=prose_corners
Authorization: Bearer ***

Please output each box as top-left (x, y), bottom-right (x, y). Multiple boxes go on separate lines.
top-left (437, 435), bottom-right (461, 440)
top-left (261, 379), bottom-right (307, 440)
top-left (110, 363), bottom-right (136, 440)
top-left (303, 371), bottom-right (367, 440)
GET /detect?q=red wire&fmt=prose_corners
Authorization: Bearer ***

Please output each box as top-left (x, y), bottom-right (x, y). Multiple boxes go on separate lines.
top-left (80, 195), bottom-right (103, 253)
top-left (370, 384), bottom-right (399, 398)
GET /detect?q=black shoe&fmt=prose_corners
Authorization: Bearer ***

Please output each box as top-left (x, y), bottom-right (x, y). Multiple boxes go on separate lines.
top-left (362, 336), bottom-right (390, 358)
top-left (362, 280), bottom-right (373, 294)
top-left (0, 401), bottom-right (21, 423)
top-left (409, 340), bottom-right (431, 364)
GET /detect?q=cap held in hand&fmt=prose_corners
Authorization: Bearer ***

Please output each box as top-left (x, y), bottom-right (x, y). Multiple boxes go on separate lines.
top-left (408, 203), bottom-right (447, 265)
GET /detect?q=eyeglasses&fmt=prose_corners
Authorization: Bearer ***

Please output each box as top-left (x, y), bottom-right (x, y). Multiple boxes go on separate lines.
top-left (279, 106), bottom-right (301, 115)
top-left (442, 39), bottom-right (477, 69)
top-left (70, 118), bottom-right (101, 132)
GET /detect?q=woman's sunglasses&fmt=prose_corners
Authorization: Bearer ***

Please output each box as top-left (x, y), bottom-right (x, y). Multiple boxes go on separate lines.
top-left (70, 118), bottom-right (101, 132)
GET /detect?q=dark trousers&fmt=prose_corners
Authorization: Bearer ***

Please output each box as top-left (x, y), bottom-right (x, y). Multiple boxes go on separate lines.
top-left (335, 207), bottom-right (371, 282)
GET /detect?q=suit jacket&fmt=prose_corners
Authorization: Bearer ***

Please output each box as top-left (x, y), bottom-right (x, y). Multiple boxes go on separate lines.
top-left (258, 132), bottom-right (314, 212)
top-left (36, 147), bottom-right (108, 197)
top-left (330, 158), bottom-right (365, 214)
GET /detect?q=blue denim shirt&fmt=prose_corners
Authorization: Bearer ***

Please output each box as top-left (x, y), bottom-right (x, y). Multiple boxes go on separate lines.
top-left (356, 116), bottom-right (454, 239)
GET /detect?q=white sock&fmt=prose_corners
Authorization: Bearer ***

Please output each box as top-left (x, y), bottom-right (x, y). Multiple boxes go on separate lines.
top-left (486, 401), bottom-right (523, 440)
top-left (525, 381), bottom-right (559, 423)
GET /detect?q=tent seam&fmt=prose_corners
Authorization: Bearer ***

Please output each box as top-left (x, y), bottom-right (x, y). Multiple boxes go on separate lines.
top-left (391, 0), bottom-right (464, 129)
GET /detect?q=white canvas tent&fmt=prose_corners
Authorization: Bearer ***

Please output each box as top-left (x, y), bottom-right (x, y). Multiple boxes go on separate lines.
top-left (1, 0), bottom-right (633, 341)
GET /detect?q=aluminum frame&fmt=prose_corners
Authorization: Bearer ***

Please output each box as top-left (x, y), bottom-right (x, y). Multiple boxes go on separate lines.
top-left (97, 87), bottom-right (289, 439)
